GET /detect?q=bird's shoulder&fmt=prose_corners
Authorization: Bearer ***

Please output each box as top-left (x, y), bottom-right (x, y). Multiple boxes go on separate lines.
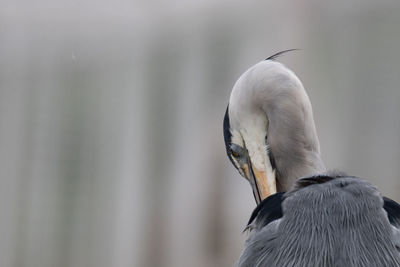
top-left (240, 175), bottom-right (400, 266)
top-left (246, 173), bottom-right (400, 231)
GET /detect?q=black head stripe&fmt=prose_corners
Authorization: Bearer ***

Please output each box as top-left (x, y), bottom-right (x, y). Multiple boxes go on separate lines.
top-left (223, 104), bottom-right (237, 168)
top-left (265, 49), bottom-right (300, 61)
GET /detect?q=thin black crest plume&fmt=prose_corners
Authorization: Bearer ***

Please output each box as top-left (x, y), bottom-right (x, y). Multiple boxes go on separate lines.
top-left (265, 49), bottom-right (300, 61)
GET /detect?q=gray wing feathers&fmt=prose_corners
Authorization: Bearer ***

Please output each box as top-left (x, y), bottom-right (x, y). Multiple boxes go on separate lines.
top-left (239, 177), bottom-right (400, 267)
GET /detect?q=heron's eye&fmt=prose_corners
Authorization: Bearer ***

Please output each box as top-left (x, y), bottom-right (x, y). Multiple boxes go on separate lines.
top-left (231, 149), bottom-right (240, 158)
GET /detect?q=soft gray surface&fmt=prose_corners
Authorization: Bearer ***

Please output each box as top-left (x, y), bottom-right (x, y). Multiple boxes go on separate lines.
top-left (2, 2), bottom-right (400, 267)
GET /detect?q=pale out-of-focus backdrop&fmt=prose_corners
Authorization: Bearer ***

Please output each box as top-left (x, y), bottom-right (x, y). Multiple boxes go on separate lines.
top-left (1, 1), bottom-right (400, 267)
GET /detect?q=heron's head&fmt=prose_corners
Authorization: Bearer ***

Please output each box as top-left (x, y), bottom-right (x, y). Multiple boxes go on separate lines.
top-left (223, 53), bottom-right (325, 204)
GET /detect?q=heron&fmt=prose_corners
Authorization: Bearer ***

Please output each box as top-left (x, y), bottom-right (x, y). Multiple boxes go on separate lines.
top-left (223, 50), bottom-right (400, 266)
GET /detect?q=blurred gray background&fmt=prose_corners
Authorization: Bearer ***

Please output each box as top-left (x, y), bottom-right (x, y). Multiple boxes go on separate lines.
top-left (1, 1), bottom-right (400, 266)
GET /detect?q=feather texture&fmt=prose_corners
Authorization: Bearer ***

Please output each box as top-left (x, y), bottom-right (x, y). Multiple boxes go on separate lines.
top-left (239, 175), bottom-right (400, 267)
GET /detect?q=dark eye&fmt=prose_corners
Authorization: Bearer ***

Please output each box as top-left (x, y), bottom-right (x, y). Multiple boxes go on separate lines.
top-left (231, 149), bottom-right (240, 158)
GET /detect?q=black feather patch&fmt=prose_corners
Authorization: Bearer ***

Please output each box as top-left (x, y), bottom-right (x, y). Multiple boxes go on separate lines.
top-left (383, 196), bottom-right (400, 228)
top-left (246, 192), bottom-right (285, 230)
top-left (295, 175), bottom-right (336, 189)
top-left (294, 172), bottom-right (354, 189)
top-left (265, 49), bottom-right (300, 61)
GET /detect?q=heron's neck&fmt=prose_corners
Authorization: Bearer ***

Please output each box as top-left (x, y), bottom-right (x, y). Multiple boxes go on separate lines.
top-left (265, 101), bottom-right (326, 192)
top-left (275, 149), bottom-right (325, 192)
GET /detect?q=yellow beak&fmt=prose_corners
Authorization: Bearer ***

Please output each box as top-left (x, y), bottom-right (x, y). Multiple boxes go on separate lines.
top-left (242, 162), bottom-right (276, 204)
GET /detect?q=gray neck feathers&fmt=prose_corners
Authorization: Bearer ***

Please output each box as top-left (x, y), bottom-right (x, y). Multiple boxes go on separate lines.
top-left (255, 62), bottom-right (326, 191)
